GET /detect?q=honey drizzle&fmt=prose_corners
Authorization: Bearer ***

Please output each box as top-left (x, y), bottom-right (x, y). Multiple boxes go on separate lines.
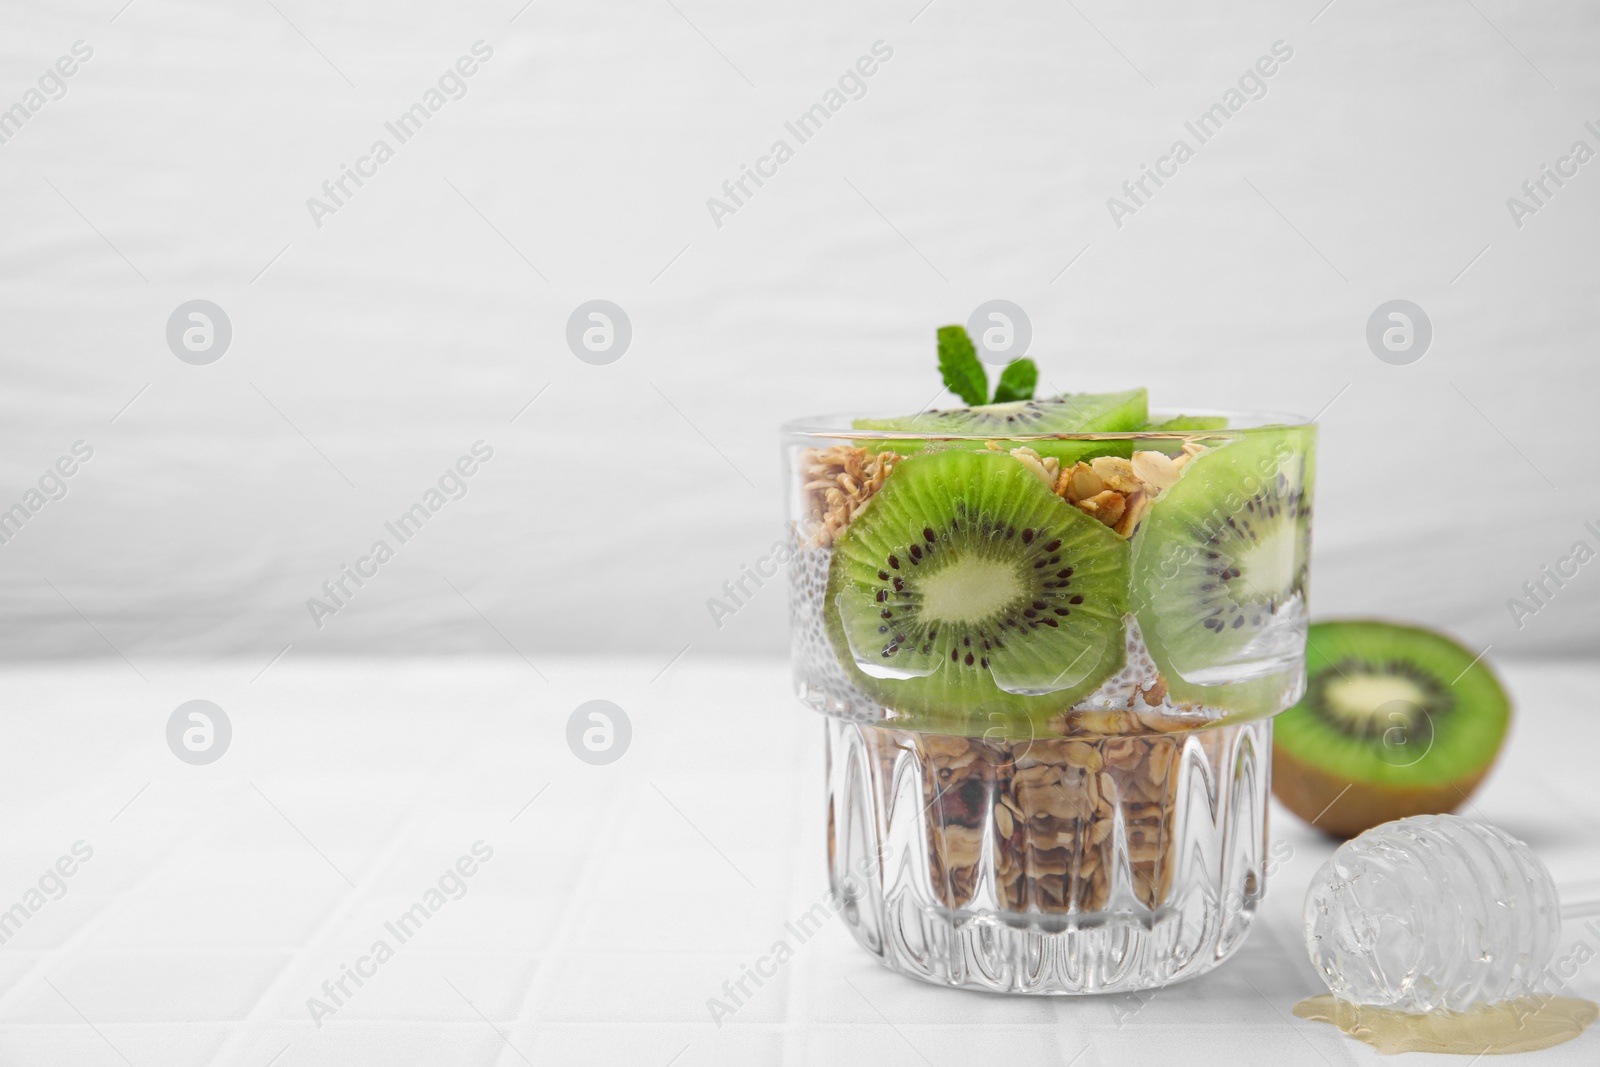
top-left (1293, 994), bottom-right (1598, 1055)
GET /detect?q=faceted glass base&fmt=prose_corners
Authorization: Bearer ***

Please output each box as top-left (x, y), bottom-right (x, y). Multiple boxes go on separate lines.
top-left (825, 717), bottom-right (1272, 994)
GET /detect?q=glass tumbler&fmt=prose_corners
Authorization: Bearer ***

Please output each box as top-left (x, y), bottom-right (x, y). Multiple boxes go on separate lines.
top-left (782, 413), bottom-right (1316, 994)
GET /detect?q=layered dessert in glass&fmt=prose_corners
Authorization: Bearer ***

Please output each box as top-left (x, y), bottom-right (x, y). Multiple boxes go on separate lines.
top-left (783, 385), bottom-right (1315, 994)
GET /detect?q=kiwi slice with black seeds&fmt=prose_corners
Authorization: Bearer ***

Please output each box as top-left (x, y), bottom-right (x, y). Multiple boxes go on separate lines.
top-left (1130, 428), bottom-right (1314, 706)
top-left (854, 390), bottom-right (1147, 461)
top-left (825, 449), bottom-right (1128, 728)
top-left (1273, 620), bottom-right (1511, 838)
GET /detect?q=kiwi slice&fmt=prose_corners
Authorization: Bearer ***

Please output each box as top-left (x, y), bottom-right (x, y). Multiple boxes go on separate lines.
top-left (1142, 414), bottom-right (1229, 431)
top-left (1273, 621), bottom-right (1510, 838)
top-left (1130, 427), bottom-right (1314, 711)
top-left (853, 389), bottom-right (1147, 461)
top-left (825, 449), bottom-right (1128, 729)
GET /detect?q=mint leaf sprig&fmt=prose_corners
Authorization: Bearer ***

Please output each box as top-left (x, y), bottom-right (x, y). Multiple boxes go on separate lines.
top-left (991, 358), bottom-right (1037, 403)
top-left (937, 324), bottom-right (1037, 405)
top-left (936, 325), bottom-right (987, 405)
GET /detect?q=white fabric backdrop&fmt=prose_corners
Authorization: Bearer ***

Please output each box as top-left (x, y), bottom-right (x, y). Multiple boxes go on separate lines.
top-left (2, 0), bottom-right (1597, 664)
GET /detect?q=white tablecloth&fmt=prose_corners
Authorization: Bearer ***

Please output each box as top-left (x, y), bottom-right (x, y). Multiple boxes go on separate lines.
top-left (1, 655), bottom-right (1596, 1065)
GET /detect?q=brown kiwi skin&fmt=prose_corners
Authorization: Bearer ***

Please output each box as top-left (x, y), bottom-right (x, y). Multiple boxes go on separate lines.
top-left (1271, 745), bottom-right (1496, 839)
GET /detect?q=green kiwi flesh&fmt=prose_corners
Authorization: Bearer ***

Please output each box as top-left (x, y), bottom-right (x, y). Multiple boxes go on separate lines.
top-left (1143, 414), bottom-right (1230, 431)
top-left (1130, 427), bottom-right (1314, 705)
top-left (1278, 621), bottom-right (1509, 788)
top-left (853, 389), bottom-right (1147, 462)
top-left (825, 448), bottom-right (1128, 728)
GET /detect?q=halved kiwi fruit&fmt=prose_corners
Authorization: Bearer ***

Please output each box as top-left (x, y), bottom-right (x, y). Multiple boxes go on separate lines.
top-left (1129, 427), bottom-right (1315, 712)
top-left (1273, 620), bottom-right (1511, 838)
top-left (853, 389), bottom-right (1147, 461)
top-left (825, 448), bottom-right (1128, 730)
